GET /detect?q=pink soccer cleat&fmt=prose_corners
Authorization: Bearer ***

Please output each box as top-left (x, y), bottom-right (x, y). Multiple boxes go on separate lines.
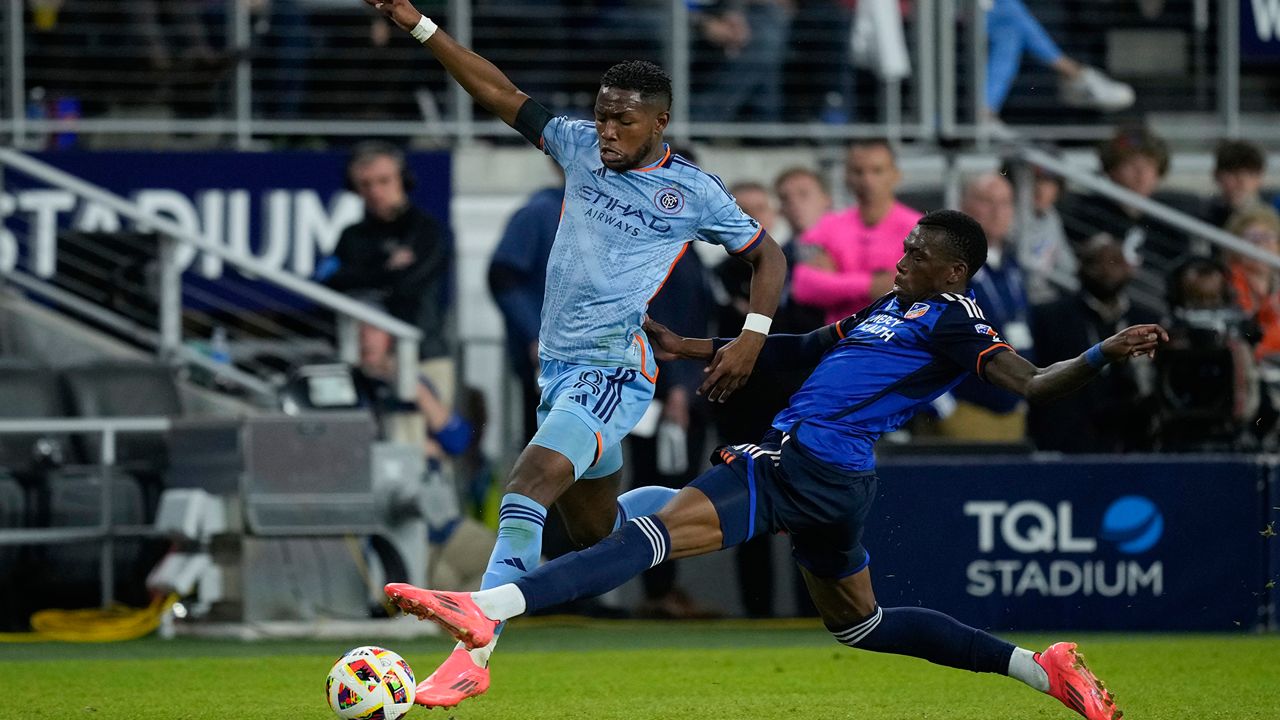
top-left (412, 647), bottom-right (490, 708)
top-left (384, 583), bottom-right (499, 649)
top-left (1037, 642), bottom-right (1123, 720)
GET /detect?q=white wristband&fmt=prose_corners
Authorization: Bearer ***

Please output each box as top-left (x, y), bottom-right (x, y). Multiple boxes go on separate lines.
top-left (410, 15), bottom-right (438, 43)
top-left (742, 313), bottom-right (772, 336)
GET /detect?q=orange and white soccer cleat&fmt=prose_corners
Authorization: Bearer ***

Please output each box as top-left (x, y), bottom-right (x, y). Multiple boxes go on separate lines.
top-left (412, 647), bottom-right (490, 708)
top-left (384, 583), bottom-right (500, 649)
top-left (1036, 642), bottom-right (1123, 720)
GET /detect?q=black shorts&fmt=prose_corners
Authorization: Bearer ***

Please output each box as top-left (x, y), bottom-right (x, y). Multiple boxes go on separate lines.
top-left (690, 435), bottom-right (878, 579)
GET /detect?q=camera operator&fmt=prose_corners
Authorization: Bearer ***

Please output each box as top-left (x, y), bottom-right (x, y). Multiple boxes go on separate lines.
top-left (1154, 258), bottom-right (1267, 451)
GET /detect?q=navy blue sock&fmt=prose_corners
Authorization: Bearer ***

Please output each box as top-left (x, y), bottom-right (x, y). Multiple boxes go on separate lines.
top-left (829, 606), bottom-right (1015, 675)
top-left (515, 516), bottom-right (670, 614)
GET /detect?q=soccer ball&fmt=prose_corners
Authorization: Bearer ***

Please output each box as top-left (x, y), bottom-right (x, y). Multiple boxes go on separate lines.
top-left (326, 646), bottom-right (415, 720)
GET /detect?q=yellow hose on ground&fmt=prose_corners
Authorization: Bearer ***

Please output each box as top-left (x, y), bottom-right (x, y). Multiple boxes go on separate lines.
top-left (0, 593), bottom-right (178, 643)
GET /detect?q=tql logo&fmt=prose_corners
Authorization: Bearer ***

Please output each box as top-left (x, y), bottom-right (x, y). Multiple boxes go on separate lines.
top-left (963, 497), bottom-right (1164, 598)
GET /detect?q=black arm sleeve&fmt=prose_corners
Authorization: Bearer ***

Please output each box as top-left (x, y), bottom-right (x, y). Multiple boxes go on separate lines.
top-left (711, 324), bottom-right (843, 372)
top-left (514, 98), bottom-right (555, 148)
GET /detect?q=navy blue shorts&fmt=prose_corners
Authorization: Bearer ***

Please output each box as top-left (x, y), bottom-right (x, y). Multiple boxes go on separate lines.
top-left (690, 435), bottom-right (878, 579)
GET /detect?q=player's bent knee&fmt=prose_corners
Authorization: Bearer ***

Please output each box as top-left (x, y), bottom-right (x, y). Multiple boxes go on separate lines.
top-left (827, 605), bottom-right (883, 648)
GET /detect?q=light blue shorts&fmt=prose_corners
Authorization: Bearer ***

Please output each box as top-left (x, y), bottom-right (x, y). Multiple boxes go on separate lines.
top-left (529, 341), bottom-right (658, 480)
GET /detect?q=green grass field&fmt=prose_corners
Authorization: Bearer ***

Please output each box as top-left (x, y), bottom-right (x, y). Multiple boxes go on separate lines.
top-left (5, 619), bottom-right (1277, 719)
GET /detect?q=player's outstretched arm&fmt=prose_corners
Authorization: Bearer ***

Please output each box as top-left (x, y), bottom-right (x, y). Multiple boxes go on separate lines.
top-left (985, 323), bottom-right (1168, 404)
top-left (642, 313), bottom-right (841, 372)
top-left (699, 235), bottom-right (787, 402)
top-left (365, 0), bottom-right (528, 126)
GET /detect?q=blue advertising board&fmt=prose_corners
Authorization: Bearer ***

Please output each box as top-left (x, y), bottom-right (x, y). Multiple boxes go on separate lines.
top-left (868, 456), bottom-right (1268, 631)
top-left (1242, 0), bottom-right (1280, 63)
top-left (1, 151), bottom-right (451, 309)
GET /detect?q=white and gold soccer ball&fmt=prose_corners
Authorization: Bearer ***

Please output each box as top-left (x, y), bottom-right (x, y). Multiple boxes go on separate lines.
top-left (325, 646), bottom-right (416, 720)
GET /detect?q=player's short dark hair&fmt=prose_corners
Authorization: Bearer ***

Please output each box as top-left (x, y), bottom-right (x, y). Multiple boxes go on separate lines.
top-left (599, 60), bottom-right (672, 111)
top-left (917, 209), bottom-right (987, 279)
top-left (1215, 139), bottom-right (1266, 174)
top-left (1099, 125), bottom-right (1170, 177)
top-left (774, 166), bottom-right (830, 196)
top-left (848, 137), bottom-right (897, 163)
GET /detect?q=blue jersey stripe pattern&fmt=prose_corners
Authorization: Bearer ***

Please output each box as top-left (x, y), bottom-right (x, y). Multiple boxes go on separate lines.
top-left (772, 292), bottom-right (1013, 471)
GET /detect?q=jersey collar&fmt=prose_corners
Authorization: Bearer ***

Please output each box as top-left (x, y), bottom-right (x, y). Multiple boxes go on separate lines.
top-left (633, 144), bottom-right (672, 173)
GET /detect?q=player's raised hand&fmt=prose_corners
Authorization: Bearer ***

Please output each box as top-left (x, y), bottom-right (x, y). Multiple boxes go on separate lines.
top-left (1102, 323), bottom-right (1169, 362)
top-left (363, 0), bottom-right (422, 32)
top-left (699, 332), bottom-right (765, 403)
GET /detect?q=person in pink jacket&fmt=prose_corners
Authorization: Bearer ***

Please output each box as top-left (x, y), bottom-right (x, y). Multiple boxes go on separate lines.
top-left (791, 139), bottom-right (922, 323)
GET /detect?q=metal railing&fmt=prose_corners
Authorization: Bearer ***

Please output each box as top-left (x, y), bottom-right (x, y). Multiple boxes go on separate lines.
top-left (0, 417), bottom-right (170, 609)
top-left (2, 0), bottom-right (1263, 148)
top-left (0, 148), bottom-right (423, 400)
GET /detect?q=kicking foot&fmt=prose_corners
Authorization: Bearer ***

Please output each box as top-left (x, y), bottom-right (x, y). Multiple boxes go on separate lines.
top-left (413, 647), bottom-right (490, 708)
top-left (1037, 642), bottom-right (1123, 720)
top-left (1060, 67), bottom-right (1135, 112)
top-left (384, 583), bottom-right (500, 650)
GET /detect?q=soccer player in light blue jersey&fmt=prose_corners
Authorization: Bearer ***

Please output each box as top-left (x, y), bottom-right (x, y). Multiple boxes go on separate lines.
top-left (364, 0), bottom-right (787, 707)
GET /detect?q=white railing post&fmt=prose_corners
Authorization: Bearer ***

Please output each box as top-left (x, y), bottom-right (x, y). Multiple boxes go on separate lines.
top-left (158, 235), bottom-right (182, 360)
top-left (970, 0), bottom-right (989, 147)
top-left (448, 0), bottom-right (474, 144)
top-left (232, 0), bottom-right (254, 149)
top-left (337, 314), bottom-right (359, 366)
top-left (938, 0), bottom-right (957, 140)
top-left (915, 0), bottom-right (938, 140)
top-left (669, 0), bottom-right (691, 145)
top-left (1218, 0), bottom-right (1240, 139)
top-left (99, 426), bottom-right (116, 609)
top-left (396, 336), bottom-right (420, 402)
top-left (7, 0), bottom-right (25, 148)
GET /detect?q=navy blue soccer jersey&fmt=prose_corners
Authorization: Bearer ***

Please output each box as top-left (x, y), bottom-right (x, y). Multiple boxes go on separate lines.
top-left (770, 291), bottom-right (1013, 471)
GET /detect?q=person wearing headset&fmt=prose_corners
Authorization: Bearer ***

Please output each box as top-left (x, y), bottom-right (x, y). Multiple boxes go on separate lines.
top-left (319, 141), bottom-right (457, 405)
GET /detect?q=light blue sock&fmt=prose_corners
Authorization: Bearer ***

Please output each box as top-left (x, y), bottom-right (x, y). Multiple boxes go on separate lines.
top-left (482, 493), bottom-right (548, 590)
top-left (613, 486), bottom-right (679, 531)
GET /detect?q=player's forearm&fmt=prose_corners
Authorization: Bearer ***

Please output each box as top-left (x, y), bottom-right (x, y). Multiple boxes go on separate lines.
top-left (1022, 355), bottom-right (1100, 404)
top-left (672, 337), bottom-right (716, 361)
top-left (422, 30), bottom-right (529, 126)
top-left (711, 326), bottom-right (838, 371)
top-left (741, 236), bottom-right (786, 326)
top-left (381, 2), bottom-right (528, 126)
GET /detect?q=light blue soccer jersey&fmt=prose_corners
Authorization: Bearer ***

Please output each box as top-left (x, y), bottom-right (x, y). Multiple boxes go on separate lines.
top-left (537, 117), bottom-right (764, 367)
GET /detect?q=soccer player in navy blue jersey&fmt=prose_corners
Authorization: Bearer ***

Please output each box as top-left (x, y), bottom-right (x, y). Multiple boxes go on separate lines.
top-left (390, 210), bottom-right (1162, 720)
top-left (364, 0), bottom-right (787, 707)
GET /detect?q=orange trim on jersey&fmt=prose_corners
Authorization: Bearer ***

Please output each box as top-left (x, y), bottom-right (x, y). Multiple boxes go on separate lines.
top-left (591, 431), bottom-right (604, 467)
top-left (647, 242), bottom-right (690, 305)
top-left (730, 226), bottom-right (765, 255)
top-left (976, 343), bottom-right (1013, 375)
top-left (634, 145), bottom-right (672, 173)
top-left (835, 320), bottom-right (847, 339)
top-left (633, 332), bottom-right (659, 384)
top-left (559, 198), bottom-right (565, 221)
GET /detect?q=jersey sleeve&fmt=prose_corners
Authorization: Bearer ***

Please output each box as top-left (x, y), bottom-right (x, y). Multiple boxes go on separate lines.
top-left (930, 302), bottom-right (1014, 380)
top-left (694, 177), bottom-right (765, 255)
top-left (538, 116), bottom-right (597, 168)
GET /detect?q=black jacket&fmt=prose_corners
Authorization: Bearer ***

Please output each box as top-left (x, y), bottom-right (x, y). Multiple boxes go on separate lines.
top-left (326, 205), bottom-right (453, 359)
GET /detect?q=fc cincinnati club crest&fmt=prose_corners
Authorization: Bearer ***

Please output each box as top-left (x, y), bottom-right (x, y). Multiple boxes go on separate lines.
top-left (974, 323), bottom-right (1000, 339)
top-left (904, 302), bottom-right (930, 320)
top-left (653, 187), bottom-right (685, 215)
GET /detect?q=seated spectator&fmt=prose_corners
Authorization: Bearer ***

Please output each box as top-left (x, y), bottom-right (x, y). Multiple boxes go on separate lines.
top-left (1028, 233), bottom-right (1162, 453)
top-left (774, 167), bottom-right (834, 244)
top-left (984, 0), bottom-right (1133, 122)
top-left (937, 173), bottom-right (1033, 441)
top-left (1154, 258), bottom-right (1261, 451)
top-left (1224, 205), bottom-right (1280, 361)
top-left (354, 319), bottom-right (496, 591)
top-left (1002, 156), bottom-right (1076, 304)
top-left (1206, 139), bottom-right (1272, 229)
top-left (791, 139), bottom-right (922, 323)
top-left (1060, 126), bottom-right (1204, 313)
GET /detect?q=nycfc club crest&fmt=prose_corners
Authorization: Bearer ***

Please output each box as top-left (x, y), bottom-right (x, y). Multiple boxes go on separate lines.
top-left (653, 187), bottom-right (685, 215)
top-left (904, 302), bottom-right (930, 320)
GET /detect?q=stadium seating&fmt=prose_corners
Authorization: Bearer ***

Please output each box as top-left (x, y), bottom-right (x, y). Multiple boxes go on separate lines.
top-left (0, 360), bottom-right (71, 481)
